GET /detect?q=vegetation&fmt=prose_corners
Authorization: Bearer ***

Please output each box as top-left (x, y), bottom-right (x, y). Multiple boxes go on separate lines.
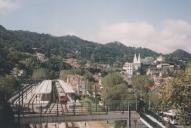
top-left (32, 68), bottom-right (49, 80)
top-left (102, 73), bottom-right (127, 102)
top-left (159, 64), bottom-right (191, 126)
top-left (165, 49), bottom-right (191, 68)
top-left (0, 25), bottom-right (159, 65)
top-left (132, 75), bottom-right (153, 99)
top-left (101, 72), bottom-right (135, 128)
top-left (0, 75), bottom-right (18, 128)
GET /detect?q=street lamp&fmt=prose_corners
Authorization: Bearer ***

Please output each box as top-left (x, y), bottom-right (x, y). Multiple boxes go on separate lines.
top-left (16, 70), bottom-right (23, 128)
top-left (95, 84), bottom-right (97, 112)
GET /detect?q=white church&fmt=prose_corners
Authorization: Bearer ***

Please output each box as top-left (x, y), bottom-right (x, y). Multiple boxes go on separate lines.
top-left (123, 54), bottom-right (141, 78)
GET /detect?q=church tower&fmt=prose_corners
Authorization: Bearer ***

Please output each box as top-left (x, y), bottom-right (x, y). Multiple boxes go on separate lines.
top-left (133, 54), bottom-right (138, 63)
top-left (133, 53), bottom-right (141, 70)
top-left (137, 53), bottom-right (141, 64)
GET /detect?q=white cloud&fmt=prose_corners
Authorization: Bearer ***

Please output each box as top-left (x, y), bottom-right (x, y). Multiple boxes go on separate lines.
top-left (95, 20), bottom-right (191, 53)
top-left (0, 0), bottom-right (21, 14)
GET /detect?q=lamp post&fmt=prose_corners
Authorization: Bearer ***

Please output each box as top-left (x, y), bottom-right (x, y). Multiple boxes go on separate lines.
top-left (18, 81), bottom-right (21, 128)
top-left (17, 70), bottom-right (23, 128)
top-left (95, 84), bottom-right (97, 112)
top-left (127, 102), bottom-right (131, 128)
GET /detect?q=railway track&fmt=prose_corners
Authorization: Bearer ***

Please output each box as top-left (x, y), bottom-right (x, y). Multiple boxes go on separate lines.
top-left (13, 80), bottom-right (81, 127)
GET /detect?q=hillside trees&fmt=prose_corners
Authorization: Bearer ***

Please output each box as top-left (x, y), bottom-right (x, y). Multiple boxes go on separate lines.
top-left (0, 25), bottom-right (160, 65)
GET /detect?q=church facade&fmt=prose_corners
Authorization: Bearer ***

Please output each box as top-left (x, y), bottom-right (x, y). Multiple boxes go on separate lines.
top-left (123, 54), bottom-right (141, 78)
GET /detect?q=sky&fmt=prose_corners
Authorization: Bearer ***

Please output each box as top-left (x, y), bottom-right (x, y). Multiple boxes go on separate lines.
top-left (0, 0), bottom-right (191, 53)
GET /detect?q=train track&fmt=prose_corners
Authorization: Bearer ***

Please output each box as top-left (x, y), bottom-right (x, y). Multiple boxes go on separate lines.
top-left (14, 80), bottom-right (80, 127)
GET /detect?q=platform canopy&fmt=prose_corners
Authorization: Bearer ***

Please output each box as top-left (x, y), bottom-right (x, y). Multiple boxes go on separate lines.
top-left (58, 79), bottom-right (74, 94)
top-left (36, 80), bottom-right (52, 94)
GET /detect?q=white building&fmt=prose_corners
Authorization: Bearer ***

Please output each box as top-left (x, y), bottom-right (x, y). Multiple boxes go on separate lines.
top-left (156, 55), bottom-right (164, 62)
top-left (123, 62), bottom-right (134, 78)
top-left (141, 57), bottom-right (155, 65)
top-left (123, 54), bottom-right (141, 78)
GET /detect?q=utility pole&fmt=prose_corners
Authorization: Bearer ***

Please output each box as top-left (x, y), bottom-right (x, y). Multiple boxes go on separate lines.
top-left (57, 101), bottom-right (59, 117)
top-left (16, 68), bottom-right (24, 128)
top-left (18, 83), bottom-right (21, 128)
top-left (95, 84), bottom-right (97, 112)
top-left (22, 88), bottom-right (24, 116)
top-left (127, 103), bottom-right (131, 128)
top-left (136, 96), bottom-right (138, 111)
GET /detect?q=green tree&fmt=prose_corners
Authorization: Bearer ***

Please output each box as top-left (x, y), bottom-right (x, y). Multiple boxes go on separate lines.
top-left (102, 72), bottom-right (123, 88)
top-left (102, 72), bottom-right (135, 128)
top-left (32, 68), bottom-right (49, 80)
top-left (102, 72), bottom-right (135, 104)
top-left (0, 75), bottom-right (17, 128)
top-left (160, 64), bottom-right (191, 125)
top-left (0, 75), bottom-right (18, 102)
top-left (132, 75), bottom-right (153, 99)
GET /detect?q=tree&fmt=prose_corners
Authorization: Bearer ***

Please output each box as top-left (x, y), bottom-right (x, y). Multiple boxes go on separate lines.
top-left (160, 65), bottom-right (191, 125)
top-left (102, 72), bottom-right (135, 104)
top-left (132, 75), bottom-right (153, 100)
top-left (32, 68), bottom-right (49, 80)
top-left (0, 75), bottom-right (17, 128)
top-left (0, 75), bottom-right (18, 102)
top-left (102, 72), bottom-right (123, 88)
top-left (102, 72), bottom-right (135, 128)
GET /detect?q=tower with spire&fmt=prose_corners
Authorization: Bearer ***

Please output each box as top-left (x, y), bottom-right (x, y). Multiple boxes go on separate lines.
top-left (138, 53), bottom-right (141, 63)
top-left (123, 53), bottom-right (141, 78)
top-left (133, 53), bottom-right (141, 70)
top-left (133, 54), bottom-right (138, 63)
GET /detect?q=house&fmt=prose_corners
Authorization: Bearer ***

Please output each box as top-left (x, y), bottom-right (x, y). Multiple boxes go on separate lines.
top-left (66, 75), bottom-right (86, 95)
top-left (64, 58), bottom-right (80, 68)
top-left (36, 53), bottom-right (48, 62)
top-left (155, 55), bottom-right (165, 63)
top-left (141, 57), bottom-right (155, 65)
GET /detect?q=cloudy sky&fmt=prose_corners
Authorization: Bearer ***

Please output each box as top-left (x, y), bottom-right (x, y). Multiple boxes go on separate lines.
top-left (0, 0), bottom-right (191, 53)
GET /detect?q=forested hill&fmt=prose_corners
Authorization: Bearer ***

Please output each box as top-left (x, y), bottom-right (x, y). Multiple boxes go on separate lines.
top-left (0, 25), bottom-right (159, 64)
top-left (165, 49), bottom-right (191, 66)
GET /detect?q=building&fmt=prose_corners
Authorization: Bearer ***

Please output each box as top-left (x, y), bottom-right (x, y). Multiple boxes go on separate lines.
top-left (123, 62), bottom-right (134, 78)
top-left (64, 58), bottom-right (80, 68)
top-left (36, 52), bottom-right (48, 62)
top-left (66, 75), bottom-right (86, 95)
top-left (141, 57), bottom-right (155, 65)
top-left (155, 55), bottom-right (165, 63)
top-left (123, 53), bottom-right (141, 78)
top-left (147, 63), bottom-right (175, 77)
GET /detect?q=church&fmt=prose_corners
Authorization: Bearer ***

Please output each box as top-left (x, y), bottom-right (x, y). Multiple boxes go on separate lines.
top-left (123, 53), bottom-right (141, 78)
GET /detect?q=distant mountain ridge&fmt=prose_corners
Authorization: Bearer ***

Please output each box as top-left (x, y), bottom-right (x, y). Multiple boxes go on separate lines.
top-left (0, 25), bottom-right (190, 65)
top-left (165, 49), bottom-right (191, 65)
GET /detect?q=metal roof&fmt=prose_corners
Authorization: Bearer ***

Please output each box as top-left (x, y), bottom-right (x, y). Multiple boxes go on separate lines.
top-left (58, 80), bottom-right (74, 93)
top-left (36, 80), bottom-right (52, 94)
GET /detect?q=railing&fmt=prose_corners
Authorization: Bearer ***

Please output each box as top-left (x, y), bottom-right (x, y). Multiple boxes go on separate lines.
top-left (139, 112), bottom-right (162, 128)
top-left (12, 100), bottom-right (138, 115)
top-left (15, 111), bottom-right (140, 124)
top-left (139, 99), bottom-right (177, 128)
top-left (146, 110), bottom-right (177, 128)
